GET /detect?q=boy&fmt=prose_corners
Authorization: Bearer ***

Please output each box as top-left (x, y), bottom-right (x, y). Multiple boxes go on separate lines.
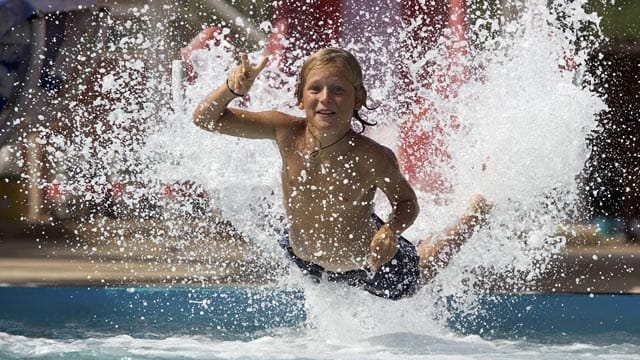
top-left (193, 48), bottom-right (490, 300)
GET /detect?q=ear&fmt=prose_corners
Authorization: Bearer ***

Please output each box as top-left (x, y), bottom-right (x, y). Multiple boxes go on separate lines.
top-left (298, 101), bottom-right (304, 109)
top-left (354, 101), bottom-right (362, 111)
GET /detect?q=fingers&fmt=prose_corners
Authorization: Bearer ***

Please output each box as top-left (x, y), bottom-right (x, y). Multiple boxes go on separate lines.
top-left (240, 53), bottom-right (250, 77)
top-left (369, 242), bottom-right (396, 271)
top-left (369, 226), bottom-right (398, 271)
top-left (254, 56), bottom-right (269, 74)
top-left (227, 53), bottom-right (269, 96)
top-left (239, 53), bottom-right (268, 80)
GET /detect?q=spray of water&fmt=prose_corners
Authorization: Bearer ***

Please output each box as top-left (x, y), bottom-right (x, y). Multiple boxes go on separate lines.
top-left (30, 0), bottom-right (607, 337)
top-left (426, 0), bottom-right (605, 316)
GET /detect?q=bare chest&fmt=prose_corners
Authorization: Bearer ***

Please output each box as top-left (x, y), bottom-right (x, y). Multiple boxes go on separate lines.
top-left (283, 153), bottom-right (375, 212)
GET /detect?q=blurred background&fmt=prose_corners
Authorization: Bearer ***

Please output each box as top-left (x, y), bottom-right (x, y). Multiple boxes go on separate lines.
top-left (0, 0), bottom-right (638, 291)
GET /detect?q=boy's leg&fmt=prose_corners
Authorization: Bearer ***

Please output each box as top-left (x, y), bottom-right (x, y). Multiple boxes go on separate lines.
top-left (417, 194), bottom-right (492, 282)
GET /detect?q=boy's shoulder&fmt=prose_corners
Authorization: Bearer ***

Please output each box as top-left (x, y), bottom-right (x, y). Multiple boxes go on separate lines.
top-left (353, 133), bottom-right (397, 160)
top-left (272, 113), bottom-right (306, 142)
top-left (264, 110), bottom-right (305, 126)
top-left (350, 134), bottom-right (403, 182)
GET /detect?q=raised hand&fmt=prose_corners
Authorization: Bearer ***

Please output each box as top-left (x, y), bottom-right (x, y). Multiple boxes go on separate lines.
top-left (368, 224), bottom-right (398, 272)
top-left (226, 53), bottom-right (268, 97)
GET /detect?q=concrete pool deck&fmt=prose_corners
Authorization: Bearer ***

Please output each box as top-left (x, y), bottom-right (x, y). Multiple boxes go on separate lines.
top-left (1, 219), bottom-right (639, 293)
top-left (0, 219), bottom-right (276, 287)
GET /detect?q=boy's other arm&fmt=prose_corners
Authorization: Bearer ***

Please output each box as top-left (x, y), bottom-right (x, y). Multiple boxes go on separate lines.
top-left (368, 147), bottom-right (419, 270)
top-left (377, 148), bottom-right (419, 236)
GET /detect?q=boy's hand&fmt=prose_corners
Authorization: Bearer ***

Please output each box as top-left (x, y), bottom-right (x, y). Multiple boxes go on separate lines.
top-left (368, 225), bottom-right (398, 272)
top-left (227, 53), bottom-right (268, 96)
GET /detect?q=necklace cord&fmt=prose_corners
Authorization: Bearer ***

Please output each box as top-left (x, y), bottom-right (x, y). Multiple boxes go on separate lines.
top-left (308, 128), bottom-right (353, 157)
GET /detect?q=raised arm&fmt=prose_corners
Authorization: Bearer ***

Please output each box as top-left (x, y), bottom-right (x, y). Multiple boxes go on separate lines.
top-left (193, 53), bottom-right (281, 139)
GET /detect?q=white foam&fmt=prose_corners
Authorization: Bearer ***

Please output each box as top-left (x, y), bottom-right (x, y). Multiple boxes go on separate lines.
top-left (2, 331), bottom-right (639, 360)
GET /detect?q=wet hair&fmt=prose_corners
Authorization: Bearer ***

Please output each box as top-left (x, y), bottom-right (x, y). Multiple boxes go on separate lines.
top-left (295, 48), bottom-right (376, 129)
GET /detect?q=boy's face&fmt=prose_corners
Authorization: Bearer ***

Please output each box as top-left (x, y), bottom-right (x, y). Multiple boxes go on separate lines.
top-left (301, 66), bottom-right (361, 132)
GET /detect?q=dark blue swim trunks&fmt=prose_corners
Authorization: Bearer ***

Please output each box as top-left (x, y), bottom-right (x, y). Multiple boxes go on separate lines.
top-left (278, 214), bottom-right (421, 300)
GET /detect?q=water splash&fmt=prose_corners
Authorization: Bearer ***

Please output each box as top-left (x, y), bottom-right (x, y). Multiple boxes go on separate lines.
top-left (426, 0), bottom-right (605, 304)
top-left (31, 0), bottom-right (607, 334)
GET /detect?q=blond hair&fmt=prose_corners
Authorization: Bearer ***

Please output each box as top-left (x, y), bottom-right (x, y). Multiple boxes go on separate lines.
top-left (295, 48), bottom-right (374, 127)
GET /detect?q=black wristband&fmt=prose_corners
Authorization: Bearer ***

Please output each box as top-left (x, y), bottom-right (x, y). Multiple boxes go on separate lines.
top-left (226, 79), bottom-right (245, 97)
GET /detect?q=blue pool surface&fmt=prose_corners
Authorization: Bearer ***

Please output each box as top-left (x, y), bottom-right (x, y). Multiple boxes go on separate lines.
top-left (0, 286), bottom-right (305, 340)
top-left (1, 287), bottom-right (639, 343)
top-left (446, 292), bottom-right (640, 344)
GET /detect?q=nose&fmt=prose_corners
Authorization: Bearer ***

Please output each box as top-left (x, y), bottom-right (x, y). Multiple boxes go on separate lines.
top-left (319, 87), bottom-right (332, 103)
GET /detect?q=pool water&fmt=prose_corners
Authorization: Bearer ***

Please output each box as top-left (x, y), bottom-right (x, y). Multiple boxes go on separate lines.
top-left (1, 286), bottom-right (639, 359)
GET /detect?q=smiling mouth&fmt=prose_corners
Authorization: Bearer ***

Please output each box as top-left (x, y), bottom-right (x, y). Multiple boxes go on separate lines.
top-left (316, 110), bottom-right (336, 116)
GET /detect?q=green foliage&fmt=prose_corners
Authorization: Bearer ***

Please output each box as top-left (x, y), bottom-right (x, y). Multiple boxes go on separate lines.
top-left (587, 0), bottom-right (640, 40)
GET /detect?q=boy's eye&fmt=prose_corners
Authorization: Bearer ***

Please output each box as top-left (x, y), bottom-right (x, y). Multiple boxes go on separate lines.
top-left (332, 86), bottom-right (345, 93)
